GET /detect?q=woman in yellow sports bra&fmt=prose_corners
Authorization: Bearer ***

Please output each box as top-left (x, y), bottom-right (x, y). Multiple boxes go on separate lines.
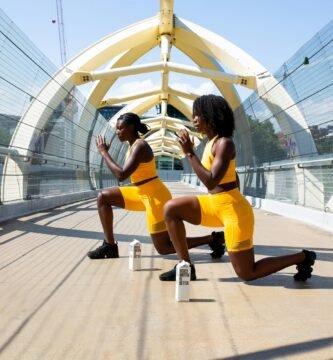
top-left (159, 95), bottom-right (316, 282)
top-left (87, 112), bottom-right (225, 260)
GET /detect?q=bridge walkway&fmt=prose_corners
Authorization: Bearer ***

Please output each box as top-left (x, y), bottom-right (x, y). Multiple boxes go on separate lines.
top-left (0, 182), bottom-right (332, 359)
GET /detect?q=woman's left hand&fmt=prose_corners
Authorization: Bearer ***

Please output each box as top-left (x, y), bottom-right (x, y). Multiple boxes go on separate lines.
top-left (96, 135), bottom-right (111, 155)
top-left (176, 129), bottom-right (194, 154)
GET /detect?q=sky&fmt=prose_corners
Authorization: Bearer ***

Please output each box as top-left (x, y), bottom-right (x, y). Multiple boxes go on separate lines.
top-left (1, 0), bottom-right (333, 100)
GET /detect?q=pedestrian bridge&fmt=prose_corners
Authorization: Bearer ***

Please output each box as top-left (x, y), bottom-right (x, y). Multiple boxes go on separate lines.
top-left (1, 2), bottom-right (333, 232)
top-left (0, 0), bottom-right (333, 358)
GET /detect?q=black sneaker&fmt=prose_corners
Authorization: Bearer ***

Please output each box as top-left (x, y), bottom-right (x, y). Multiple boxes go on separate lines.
top-left (159, 263), bottom-right (197, 281)
top-left (294, 250), bottom-right (316, 281)
top-left (209, 231), bottom-right (226, 259)
top-left (87, 240), bottom-right (119, 259)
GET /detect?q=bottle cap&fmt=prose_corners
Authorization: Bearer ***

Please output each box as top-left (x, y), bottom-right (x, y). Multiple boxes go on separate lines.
top-left (130, 239), bottom-right (141, 246)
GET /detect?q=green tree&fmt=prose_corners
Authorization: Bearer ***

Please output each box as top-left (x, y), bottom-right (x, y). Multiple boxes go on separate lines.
top-left (249, 117), bottom-right (287, 165)
top-left (316, 137), bottom-right (333, 154)
top-left (0, 128), bottom-right (11, 147)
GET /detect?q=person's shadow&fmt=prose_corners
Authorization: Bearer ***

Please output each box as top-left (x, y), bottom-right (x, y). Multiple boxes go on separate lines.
top-left (218, 273), bottom-right (333, 290)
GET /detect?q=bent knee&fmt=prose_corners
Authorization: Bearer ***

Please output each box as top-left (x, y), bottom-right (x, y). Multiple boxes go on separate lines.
top-left (232, 263), bottom-right (255, 281)
top-left (97, 189), bottom-right (117, 206)
top-left (235, 269), bottom-right (256, 282)
top-left (97, 190), bottom-right (106, 203)
top-left (154, 246), bottom-right (173, 255)
top-left (163, 199), bottom-right (178, 218)
top-left (97, 190), bottom-right (108, 202)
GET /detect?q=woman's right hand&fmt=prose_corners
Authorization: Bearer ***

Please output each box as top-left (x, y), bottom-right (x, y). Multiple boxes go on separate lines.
top-left (96, 135), bottom-right (111, 155)
top-left (176, 129), bottom-right (194, 155)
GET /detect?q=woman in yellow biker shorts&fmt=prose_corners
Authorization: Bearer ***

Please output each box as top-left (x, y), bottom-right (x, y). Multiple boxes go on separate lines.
top-left (159, 95), bottom-right (316, 282)
top-left (87, 112), bottom-right (225, 260)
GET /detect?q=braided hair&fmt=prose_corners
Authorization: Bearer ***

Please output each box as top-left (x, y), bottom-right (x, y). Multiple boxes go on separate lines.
top-left (117, 112), bottom-right (149, 135)
top-left (193, 95), bottom-right (235, 137)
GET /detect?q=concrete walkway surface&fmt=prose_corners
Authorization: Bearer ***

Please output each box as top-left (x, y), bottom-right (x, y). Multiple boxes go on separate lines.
top-left (0, 182), bottom-right (332, 360)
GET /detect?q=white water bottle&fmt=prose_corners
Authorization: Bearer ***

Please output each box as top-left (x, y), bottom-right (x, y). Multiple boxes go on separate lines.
top-left (175, 261), bottom-right (191, 302)
top-left (129, 239), bottom-right (141, 271)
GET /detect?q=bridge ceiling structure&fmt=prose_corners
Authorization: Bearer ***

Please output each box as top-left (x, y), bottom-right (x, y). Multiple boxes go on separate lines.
top-left (78, 0), bottom-right (269, 153)
top-left (69, 0), bottom-right (267, 160)
top-left (2, 0), bottom-right (316, 201)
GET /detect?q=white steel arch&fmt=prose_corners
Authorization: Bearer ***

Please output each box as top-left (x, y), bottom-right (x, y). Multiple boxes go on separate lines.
top-left (2, 16), bottom-right (159, 201)
top-left (1, 0), bottom-right (317, 202)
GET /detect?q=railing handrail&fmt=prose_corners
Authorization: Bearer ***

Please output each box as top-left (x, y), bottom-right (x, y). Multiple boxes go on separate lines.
top-left (235, 157), bottom-right (333, 171)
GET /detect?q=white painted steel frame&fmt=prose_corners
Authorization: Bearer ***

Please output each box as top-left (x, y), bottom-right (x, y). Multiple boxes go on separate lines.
top-left (1, 0), bottom-right (315, 202)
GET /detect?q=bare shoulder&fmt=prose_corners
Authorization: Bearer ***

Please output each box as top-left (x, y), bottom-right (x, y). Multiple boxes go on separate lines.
top-left (214, 136), bottom-right (235, 158)
top-left (216, 136), bottom-right (234, 149)
top-left (133, 139), bottom-right (150, 151)
top-left (131, 139), bottom-right (153, 159)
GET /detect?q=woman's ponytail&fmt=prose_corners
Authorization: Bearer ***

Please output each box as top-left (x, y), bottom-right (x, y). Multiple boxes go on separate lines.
top-left (137, 122), bottom-right (149, 135)
top-left (118, 112), bottom-right (150, 134)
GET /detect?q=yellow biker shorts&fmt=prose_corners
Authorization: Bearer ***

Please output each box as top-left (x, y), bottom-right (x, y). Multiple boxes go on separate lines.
top-left (119, 178), bottom-right (172, 234)
top-left (196, 189), bottom-right (254, 252)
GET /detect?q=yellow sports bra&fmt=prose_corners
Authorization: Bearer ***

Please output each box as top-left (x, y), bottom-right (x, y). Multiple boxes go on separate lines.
top-left (126, 139), bottom-right (157, 184)
top-left (201, 135), bottom-right (236, 185)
